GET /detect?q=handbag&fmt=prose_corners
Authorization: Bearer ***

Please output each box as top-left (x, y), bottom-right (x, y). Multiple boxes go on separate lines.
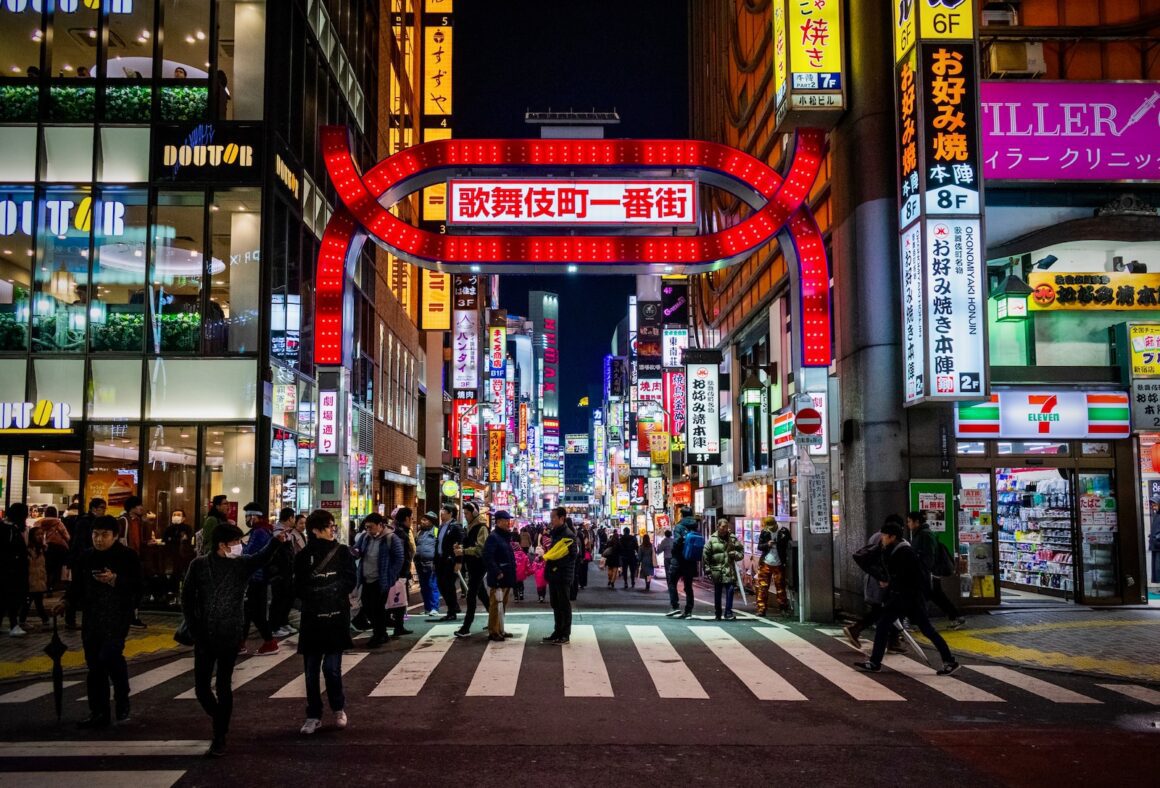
top-left (173, 617), bottom-right (195, 646)
top-left (385, 577), bottom-right (408, 609)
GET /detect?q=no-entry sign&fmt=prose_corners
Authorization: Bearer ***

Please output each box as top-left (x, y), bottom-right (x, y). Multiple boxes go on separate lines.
top-left (795, 407), bottom-right (823, 436)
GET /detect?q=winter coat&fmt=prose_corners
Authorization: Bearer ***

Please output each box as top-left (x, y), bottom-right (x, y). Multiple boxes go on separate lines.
top-left (881, 540), bottom-right (929, 608)
top-left (27, 548), bottom-right (47, 593)
top-left (638, 543), bottom-right (656, 574)
top-left (415, 526), bottom-right (438, 563)
top-left (514, 546), bottom-right (532, 582)
top-left (0, 520), bottom-right (28, 594)
top-left (461, 516), bottom-right (490, 574)
top-left (483, 529), bottom-right (517, 588)
top-left (545, 524), bottom-right (577, 584)
top-left (182, 536), bottom-right (280, 650)
top-left (853, 532), bottom-right (887, 605)
top-left (620, 534), bottom-right (639, 562)
top-left (293, 538), bottom-right (357, 655)
top-left (395, 521), bottom-right (416, 580)
top-left (353, 529), bottom-right (403, 592)
top-left (532, 555), bottom-right (547, 589)
top-left (37, 518), bottom-right (69, 550)
top-left (908, 524), bottom-right (940, 584)
top-left (758, 526), bottom-right (790, 566)
top-left (243, 520), bottom-right (274, 583)
top-left (672, 516), bottom-right (698, 567)
top-left (435, 521), bottom-right (464, 570)
top-left (67, 543), bottom-right (142, 644)
top-left (704, 533), bottom-right (744, 585)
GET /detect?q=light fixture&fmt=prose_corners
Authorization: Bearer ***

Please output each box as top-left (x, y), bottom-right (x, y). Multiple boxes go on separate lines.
top-left (1033, 254), bottom-right (1058, 270)
top-left (567, 264), bottom-right (579, 273)
top-left (469, 264), bottom-right (481, 273)
top-left (992, 275), bottom-right (1033, 323)
top-left (231, 486), bottom-right (240, 494)
top-left (175, 486), bottom-right (184, 495)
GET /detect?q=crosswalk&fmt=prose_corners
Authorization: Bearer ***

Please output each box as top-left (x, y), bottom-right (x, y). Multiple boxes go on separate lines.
top-left (2, 620), bottom-right (1156, 709)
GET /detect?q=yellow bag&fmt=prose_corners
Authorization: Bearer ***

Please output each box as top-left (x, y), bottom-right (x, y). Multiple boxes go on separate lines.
top-left (542, 538), bottom-right (573, 562)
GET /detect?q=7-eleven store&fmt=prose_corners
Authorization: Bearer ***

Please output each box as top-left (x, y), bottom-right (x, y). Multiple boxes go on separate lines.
top-left (952, 389), bottom-right (1144, 607)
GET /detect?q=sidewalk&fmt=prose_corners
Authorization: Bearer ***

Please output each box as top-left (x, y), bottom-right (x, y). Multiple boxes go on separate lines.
top-left (0, 607), bottom-right (186, 683)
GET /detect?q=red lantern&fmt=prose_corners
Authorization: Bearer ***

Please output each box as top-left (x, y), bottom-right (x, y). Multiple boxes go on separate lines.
top-left (1150, 441), bottom-right (1160, 474)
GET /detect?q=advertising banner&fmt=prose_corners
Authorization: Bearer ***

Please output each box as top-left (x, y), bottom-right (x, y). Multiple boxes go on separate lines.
top-left (786, 0), bottom-right (844, 108)
top-left (564, 434), bottom-right (590, 455)
top-left (955, 391), bottom-right (1131, 439)
top-left (488, 429), bottom-right (505, 483)
top-left (452, 310), bottom-right (479, 390)
top-left (421, 270), bottom-right (451, 330)
top-left (1028, 272), bottom-right (1160, 312)
top-left (901, 222), bottom-right (926, 403)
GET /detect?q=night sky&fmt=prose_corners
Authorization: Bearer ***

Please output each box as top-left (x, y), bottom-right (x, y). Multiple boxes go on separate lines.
top-left (455, 1), bottom-right (690, 440)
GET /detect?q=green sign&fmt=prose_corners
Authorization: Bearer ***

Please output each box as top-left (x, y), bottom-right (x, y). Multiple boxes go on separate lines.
top-left (440, 480), bottom-right (460, 498)
top-left (908, 479), bottom-right (956, 557)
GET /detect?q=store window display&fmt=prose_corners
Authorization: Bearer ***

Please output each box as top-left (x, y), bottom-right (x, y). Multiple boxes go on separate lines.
top-left (996, 468), bottom-right (1075, 595)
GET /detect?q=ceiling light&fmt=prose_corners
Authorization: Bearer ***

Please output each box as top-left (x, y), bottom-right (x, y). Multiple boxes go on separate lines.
top-left (567, 265), bottom-right (578, 273)
top-left (195, 31), bottom-right (206, 41)
top-left (185, 35), bottom-right (195, 44)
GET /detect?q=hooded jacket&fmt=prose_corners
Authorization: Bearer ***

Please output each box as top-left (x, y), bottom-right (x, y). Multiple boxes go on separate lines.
top-left (354, 526), bottom-right (404, 592)
top-left (294, 537), bottom-right (357, 654)
top-left (703, 532), bottom-right (744, 585)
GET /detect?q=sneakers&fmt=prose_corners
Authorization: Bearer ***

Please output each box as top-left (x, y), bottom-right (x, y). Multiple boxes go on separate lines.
top-left (936, 661), bottom-right (961, 676)
top-left (948, 617), bottom-right (967, 630)
top-left (678, 611), bottom-right (693, 619)
top-left (453, 628), bottom-right (471, 638)
top-left (664, 609), bottom-right (681, 618)
top-left (853, 660), bottom-right (882, 673)
top-left (842, 624), bottom-right (862, 649)
top-left (256, 639), bottom-right (280, 656)
top-left (8, 625), bottom-right (26, 637)
top-left (300, 718), bottom-right (322, 735)
top-left (550, 637), bottom-right (570, 645)
top-left (205, 739), bottom-right (227, 758)
top-left (335, 710), bottom-right (348, 729)
top-left (540, 634), bottom-right (559, 644)
top-left (130, 617), bottom-right (147, 629)
top-left (723, 613), bottom-right (737, 621)
top-left (272, 626), bottom-right (293, 638)
top-left (237, 643), bottom-right (250, 657)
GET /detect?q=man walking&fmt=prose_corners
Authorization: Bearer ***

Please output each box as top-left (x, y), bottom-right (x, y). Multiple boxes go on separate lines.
top-left (854, 519), bottom-right (960, 676)
top-left (482, 511), bottom-right (516, 642)
top-left (619, 526), bottom-right (639, 589)
top-left (906, 511), bottom-right (966, 628)
top-left (656, 528), bottom-right (678, 615)
top-left (415, 512), bottom-right (440, 616)
top-left (57, 516), bottom-right (142, 728)
top-left (453, 502), bottom-right (490, 638)
top-left (542, 507), bottom-right (577, 645)
top-left (352, 513), bottom-right (402, 648)
top-left (430, 504), bottom-right (463, 622)
top-left (704, 518), bottom-right (744, 621)
top-left (666, 507), bottom-right (700, 619)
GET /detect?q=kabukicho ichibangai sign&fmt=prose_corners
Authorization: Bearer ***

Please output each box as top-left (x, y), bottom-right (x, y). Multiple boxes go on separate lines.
top-left (313, 128), bottom-right (832, 370)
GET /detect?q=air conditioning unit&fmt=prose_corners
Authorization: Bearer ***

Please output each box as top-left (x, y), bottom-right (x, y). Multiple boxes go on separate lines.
top-left (989, 41), bottom-right (1047, 78)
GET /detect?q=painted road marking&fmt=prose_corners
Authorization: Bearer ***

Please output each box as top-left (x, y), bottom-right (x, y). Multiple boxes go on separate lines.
top-left (627, 624), bottom-right (708, 699)
top-left (79, 657), bottom-right (196, 701)
top-left (968, 665), bottom-right (1100, 704)
top-left (563, 625), bottom-right (614, 697)
top-left (175, 646), bottom-right (299, 700)
top-left (754, 626), bottom-right (905, 702)
top-left (1097, 683), bottom-right (1160, 705)
top-left (369, 624), bottom-right (458, 697)
top-left (0, 772), bottom-right (185, 788)
top-left (270, 652), bottom-right (368, 699)
top-left (0, 680), bottom-right (80, 704)
top-left (0, 741), bottom-right (207, 757)
top-left (691, 626), bottom-right (806, 701)
top-left (880, 654), bottom-right (1005, 702)
top-left (465, 624), bottom-right (529, 697)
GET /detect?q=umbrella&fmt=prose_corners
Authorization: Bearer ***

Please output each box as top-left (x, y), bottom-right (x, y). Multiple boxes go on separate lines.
top-left (43, 615), bottom-right (68, 721)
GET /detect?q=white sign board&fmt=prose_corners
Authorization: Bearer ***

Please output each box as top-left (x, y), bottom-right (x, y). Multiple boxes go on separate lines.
top-left (648, 476), bottom-right (665, 511)
top-left (1132, 379), bottom-right (1160, 432)
top-left (900, 222), bottom-right (926, 404)
top-left (924, 218), bottom-right (985, 399)
top-left (448, 179), bottom-right (697, 226)
top-left (318, 390), bottom-right (338, 455)
top-left (563, 434), bottom-right (590, 455)
top-left (807, 473), bottom-right (831, 534)
top-left (685, 360), bottom-right (720, 463)
top-left (662, 328), bottom-right (689, 368)
top-left (452, 310), bottom-right (480, 390)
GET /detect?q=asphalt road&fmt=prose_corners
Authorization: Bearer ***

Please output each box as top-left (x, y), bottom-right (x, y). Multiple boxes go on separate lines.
top-left (1, 567), bottom-right (1158, 787)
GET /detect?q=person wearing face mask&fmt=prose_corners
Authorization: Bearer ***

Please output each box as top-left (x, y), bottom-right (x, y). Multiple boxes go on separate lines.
top-left (240, 504), bottom-right (279, 656)
top-left (181, 522), bottom-right (288, 757)
top-left (162, 510), bottom-right (194, 604)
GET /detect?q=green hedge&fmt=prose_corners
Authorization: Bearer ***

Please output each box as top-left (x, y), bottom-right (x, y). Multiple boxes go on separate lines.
top-left (160, 86), bottom-right (208, 122)
top-left (49, 86), bottom-right (96, 122)
top-left (105, 85), bottom-right (152, 122)
top-left (0, 86), bottom-right (39, 122)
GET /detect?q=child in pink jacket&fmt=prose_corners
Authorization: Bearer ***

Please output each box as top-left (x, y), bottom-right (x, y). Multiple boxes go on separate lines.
top-left (532, 548), bottom-right (547, 602)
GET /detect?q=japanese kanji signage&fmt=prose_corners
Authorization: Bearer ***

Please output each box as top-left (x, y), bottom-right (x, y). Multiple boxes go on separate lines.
top-left (421, 269), bottom-right (451, 331)
top-left (1127, 324), bottom-right (1160, 376)
top-left (637, 300), bottom-right (663, 381)
top-left (663, 370), bottom-right (687, 439)
top-left (452, 308), bottom-right (479, 390)
top-left (447, 180), bottom-right (696, 226)
top-left (423, 25), bottom-right (452, 116)
top-left (451, 395), bottom-right (478, 459)
top-left (1028, 273), bottom-right (1160, 312)
top-left (489, 322), bottom-right (506, 379)
top-left (1132, 380), bottom-right (1160, 431)
top-left (685, 350), bottom-right (722, 465)
top-left (318, 390), bottom-right (338, 455)
top-left (893, 0), bottom-right (986, 405)
top-left (787, 0), bottom-right (844, 106)
top-left (772, 0), bottom-right (789, 108)
top-left (662, 328), bottom-right (689, 369)
top-left (488, 428), bottom-right (505, 483)
top-left (980, 81), bottom-right (1160, 183)
top-left (419, 2), bottom-right (453, 226)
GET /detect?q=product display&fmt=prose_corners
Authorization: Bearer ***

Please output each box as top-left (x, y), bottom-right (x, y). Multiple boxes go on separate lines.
top-left (996, 469), bottom-right (1074, 594)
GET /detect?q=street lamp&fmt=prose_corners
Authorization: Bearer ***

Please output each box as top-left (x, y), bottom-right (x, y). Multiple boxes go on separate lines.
top-left (992, 275), bottom-right (1033, 323)
top-left (740, 372), bottom-right (765, 406)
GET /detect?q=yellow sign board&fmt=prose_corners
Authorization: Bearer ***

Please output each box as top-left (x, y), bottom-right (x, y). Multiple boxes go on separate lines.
top-left (422, 127), bottom-right (451, 222)
top-left (423, 26), bottom-right (452, 116)
top-left (1129, 324), bottom-right (1160, 376)
top-left (893, 0), bottom-right (918, 62)
top-left (0, 401), bottom-right (73, 434)
top-left (772, 0), bottom-right (788, 105)
top-left (919, 0), bottom-right (975, 41)
top-left (421, 269), bottom-right (451, 330)
top-left (787, 0), bottom-right (842, 86)
top-left (649, 432), bottom-right (671, 465)
top-left (1028, 272), bottom-right (1160, 312)
top-left (488, 428), bottom-right (505, 483)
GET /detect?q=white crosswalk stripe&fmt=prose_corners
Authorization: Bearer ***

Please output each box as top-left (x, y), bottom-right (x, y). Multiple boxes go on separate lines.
top-left (270, 652), bottom-right (368, 699)
top-left (880, 654), bottom-right (1005, 702)
top-left (627, 624), bottom-right (708, 699)
top-left (466, 624), bottom-right (530, 696)
top-left (968, 665), bottom-right (1100, 704)
top-left (368, 623), bottom-right (458, 697)
top-left (79, 657), bottom-right (196, 701)
top-left (563, 625), bottom-right (614, 697)
top-left (1096, 683), bottom-right (1160, 705)
top-left (0, 771), bottom-right (186, 788)
top-left (0, 680), bottom-right (81, 704)
top-left (691, 625), bottom-right (805, 701)
top-left (753, 625), bottom-right (905, 702)
top-left (174, 647), bottom-right (299, 700)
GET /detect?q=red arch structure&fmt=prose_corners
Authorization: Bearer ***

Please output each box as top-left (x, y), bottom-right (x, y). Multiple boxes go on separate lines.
top-left (316, 126), bottom-right (830, 367)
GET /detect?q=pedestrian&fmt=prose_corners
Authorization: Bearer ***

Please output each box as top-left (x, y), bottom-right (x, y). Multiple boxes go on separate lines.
top-left (513, 529), bottom-right (533, 601)
top-left (291, 514), bottom-right (308, 554)
top-left (352, 513), bottom-right (402, 647)
top-left (665, 507), bottom-right (701, 618)
top-left (567, 518), bottom-right (581, 600)
top-left (182, 522), bottom-right (287, 757)
top-left (704, 518), bottom-right (744, 621)
top-left (482, 511), bottom-right (516, 642)
top-left (56, 515), bottom-right (142, 727)
top-left (597, 526), bottom-right (608, 555)
top-left (844, 521), bottom-right (904, 653)
top-left (906, 511), bottom-right (965, 628)
top-left (21, 526), bottom-right (50, 628)
top-left (66, 498), bottom-right (106, 631)
top-left (294, 510), bottom-right (357, 735)
top-left (415, 512), bottom-right (440, 615)
top-left (430, 504), bottom-right (463, 622)
top-left (576, 523), bottom-right (592, 590)
top-left (239, 504), bottom-right (279, 656)
top-left (116, 496), bottom-right (148, 630)
top-left (656, 528), bottom-right (677, 612)
top-left (755, 516), bottom-right (792, 617)
top-left (532, 544), bottom-right (547, 602)
top-left (197, 495), bottom-right (231, 557)
top-left (269, 508), bottom-right (298, 638)
top-left (854, 519), bottom-right (960, 676)
top-left (36, 506), bottom-right (69, 593)
top-left (602, 531), bottom-right (621, 588)
top-left (1, 503), bottom-right (30, 636)
top-left (638, 533), bottom-right (656, 592)
top-left (619, 526), bottom-right (639, 589)
top-left (453, 502), bottom-right (490, 638)
top-left (541, 506), bottom-right (577, 645)
top-left (386, 508), bottom-right (415, 637)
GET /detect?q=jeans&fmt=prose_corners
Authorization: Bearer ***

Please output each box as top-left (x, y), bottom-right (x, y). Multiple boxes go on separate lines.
top-left (416, 562), bottom-right (438, 613)
top-left (435, 567), bottom-right (460, 615)
top-left (83, 636), bottom-right (129, 719)
top-left (460, 569), bottom-right (489, 630)
top-left (194, 644), bottom-right (238, 742)
top-left (713, 581), bottom-right (736, 618)
top-left (671, 560), bottom-right (695, 613)
top-left (302, 652), bottom-right (345, 719)
top-left (548, 577), bottom-right (572, 638)
top-left (360, 581), bottom-right (387, 638)
top-left (243, 581), bottom-right (273, 642)
top-left (870, 597), bottom-right (954, 666)
top-left (487, 586), bottom-right (510, 636)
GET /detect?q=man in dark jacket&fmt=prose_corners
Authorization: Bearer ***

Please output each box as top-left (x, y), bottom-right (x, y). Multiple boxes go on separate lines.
top-left (240, 504), bottom-right (279, 655)
top-left (854, 520), bottom-right (960, 676)
top-left (386, 508), bottom-right (416, 638)
top-left (269, 508), bottom-right (298, 638)
top-left (543, 506), bottom-right (577, 645)
top-left (1, 503), bottom-right (30, 636)
top-left (430, 504), bottom-right (463, 622)
top-left (482, 510), bottom-right (516, 642)
top-left (57, 515), bottom-right (142, 728)
top-left (65, 498), bottom-right (107, 630)
top-left (353, 513), bottom-right (403, 647)
top-left (907, 511), bottom-right (965, 628)
top-left (665, 507), bottom-right (698, 618)
top-left (415, 512), bottom-right (440, 615)
top-left (182, 522), bottom-right (285, 756)
top-left (453, 502), bottom-right (490, 638)
top-left (619, 526), bottom-right (639, 589)
top-left (294, 510), bottom-right (357, 735)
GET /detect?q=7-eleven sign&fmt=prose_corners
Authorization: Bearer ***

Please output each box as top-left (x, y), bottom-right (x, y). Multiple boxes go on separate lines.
top-left (956, 390), bottom-right (1130, 440)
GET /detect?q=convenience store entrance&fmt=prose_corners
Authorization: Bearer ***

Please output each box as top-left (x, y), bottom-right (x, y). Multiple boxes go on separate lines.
top-left (956, 445), bottom-right (1128, 605)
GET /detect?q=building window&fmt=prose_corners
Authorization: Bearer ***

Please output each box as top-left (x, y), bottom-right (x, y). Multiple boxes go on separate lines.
top-left (217, 1), bottom-right (266, 120)
top-left (209, 188), bottom-right (261, 354)
top-left (50, 0), bottom-right (98, 79)
top-left (0, 185), bottom-right (35, 351)
top-left (0, 359), bottom-right (26, 403)
top-left (105, 1), bottom-right (156, 80)
top-left (147, 358), bottom-right (257, 420)
top-left (0, 5), bottom-right (43, 81)
top-left (202, 425), bottom-right (256, 511)
top-left (163, 0), bottom-right (211, 79)
top-left (143, 424), bottom-right (198, 528)
top-left (99, 127), bottom-right (150, 183)
top-left (91, 189), bottom-right (147, 353)
top-left (42, 126), bottom-right (93, 182)
top-left (32, 187), bottom-right (90, 353)
top-left (152, 190), bottom-right (204, 353)
top-left (87, 424), bottom-right (141, 511)
top-left (0, 128), bottom-right (39, 181)
top-left (88, 358), bottom-right (142, 420)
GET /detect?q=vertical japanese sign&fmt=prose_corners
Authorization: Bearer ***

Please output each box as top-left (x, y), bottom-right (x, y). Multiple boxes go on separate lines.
top-left (488, 315), bottom-right (506, 422)
top-left (531, 292), bottom-right (560, 418)
top-left (451, 394), bottom-right (477, 459)
top-left (786, 0), bottom-right (844, 108)
top-left (318, 390), bottom-right (338, 455)
top-left (452, 275), bottom-right (479, 391)
top-left (648, 476), bottom-right (666, 510)
top-left (772, 0), bottom-right (789, 109)
top-left (387, 255), bottom-right (414, 320)
top-left (488, 428), bottom-right (505, 483)
top-left (421, 1), bottom-right (453, 227)
top-left (685, 350), bottom-right (722, 465)
top-left (518, 402), bottom-right (528, 451)
top-left (421, 269), bottom-right (451, 330)
top-left (663, 370), bottom-right (687, 442)
top-left (893, 0), bottom-right (986, 405)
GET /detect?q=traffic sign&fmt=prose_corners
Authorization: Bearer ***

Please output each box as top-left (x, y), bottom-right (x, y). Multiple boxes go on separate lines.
top-left (795, 407), bottom-right (823, 435)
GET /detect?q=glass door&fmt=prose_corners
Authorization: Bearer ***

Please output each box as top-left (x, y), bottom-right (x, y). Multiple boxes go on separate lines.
top-left (995, 467), bottom-right (1076, 598)
top-left (957, 471), bottom-right (997, 602)
top-left (1077, 471), bottom-right (1119, 601)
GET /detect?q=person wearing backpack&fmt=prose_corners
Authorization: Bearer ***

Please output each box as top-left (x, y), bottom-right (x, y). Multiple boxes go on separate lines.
top-left (665, 507), bottom-right (700, 619)
top-left (704, 519), bottom-right (744, 620)
top-left (453, 502), bottom-right (491, 638)
top-left (906, 511), bottom-right (965, 629)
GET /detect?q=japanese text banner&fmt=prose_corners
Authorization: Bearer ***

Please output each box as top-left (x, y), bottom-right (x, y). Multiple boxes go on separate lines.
top-left (447, 179), bottom-right (697, 226)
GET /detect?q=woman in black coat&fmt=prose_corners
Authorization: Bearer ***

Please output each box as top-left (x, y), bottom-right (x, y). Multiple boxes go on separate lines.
top-left (293, 510), bottom-right (357, 735)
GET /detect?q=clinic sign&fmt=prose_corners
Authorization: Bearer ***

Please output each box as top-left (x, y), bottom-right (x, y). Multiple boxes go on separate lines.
top-left (448, 180), bottom-right (696, 227)
top-left (980, 81), bottom-right (1160, 182)
top-left (894, 0), bottom-right (987, 405)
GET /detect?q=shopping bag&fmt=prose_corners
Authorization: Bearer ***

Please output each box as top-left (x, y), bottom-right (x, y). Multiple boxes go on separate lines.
top-left (385, 578), bottom-right (408, 610)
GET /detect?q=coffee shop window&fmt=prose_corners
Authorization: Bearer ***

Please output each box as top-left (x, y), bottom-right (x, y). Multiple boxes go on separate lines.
top-left (104, 1), bottom-right (156, 80)
top-left (31, 358), bottom-right (85, 421)
top-left (49, 0), bottom-right (97, 81)
top-left (143, 424), bottom-right (198, 534)
top-left (162, 0), bottom-right (211, 81)
top-left (202, 425), bottom-right (256, 512)
top-left (216, 1), bottom-right (266, 120)
top-left (0, 5), bottom-right (42, 84)
top-left (151, 191), bottom-right (204, 353)
top-left (0, 186), bottom-right (35, 352)
top-left (86, 424), bottom-right (142, 513)
top-left (87, 359), bottom-right (143, 421)
top-left (32, 187), bottom-right (90, 353)
top-left (91, 190), bottom-right (148, 353)
top-left (208, 188), bottom-right (261, 354)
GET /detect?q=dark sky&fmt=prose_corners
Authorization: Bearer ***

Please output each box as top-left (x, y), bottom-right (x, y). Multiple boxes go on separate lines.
top-left (455, 1), bottom-right (690, 440)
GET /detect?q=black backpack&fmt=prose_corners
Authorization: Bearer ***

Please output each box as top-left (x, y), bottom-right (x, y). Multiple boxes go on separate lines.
top-left (933, 542), bottom-right (956, 578)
